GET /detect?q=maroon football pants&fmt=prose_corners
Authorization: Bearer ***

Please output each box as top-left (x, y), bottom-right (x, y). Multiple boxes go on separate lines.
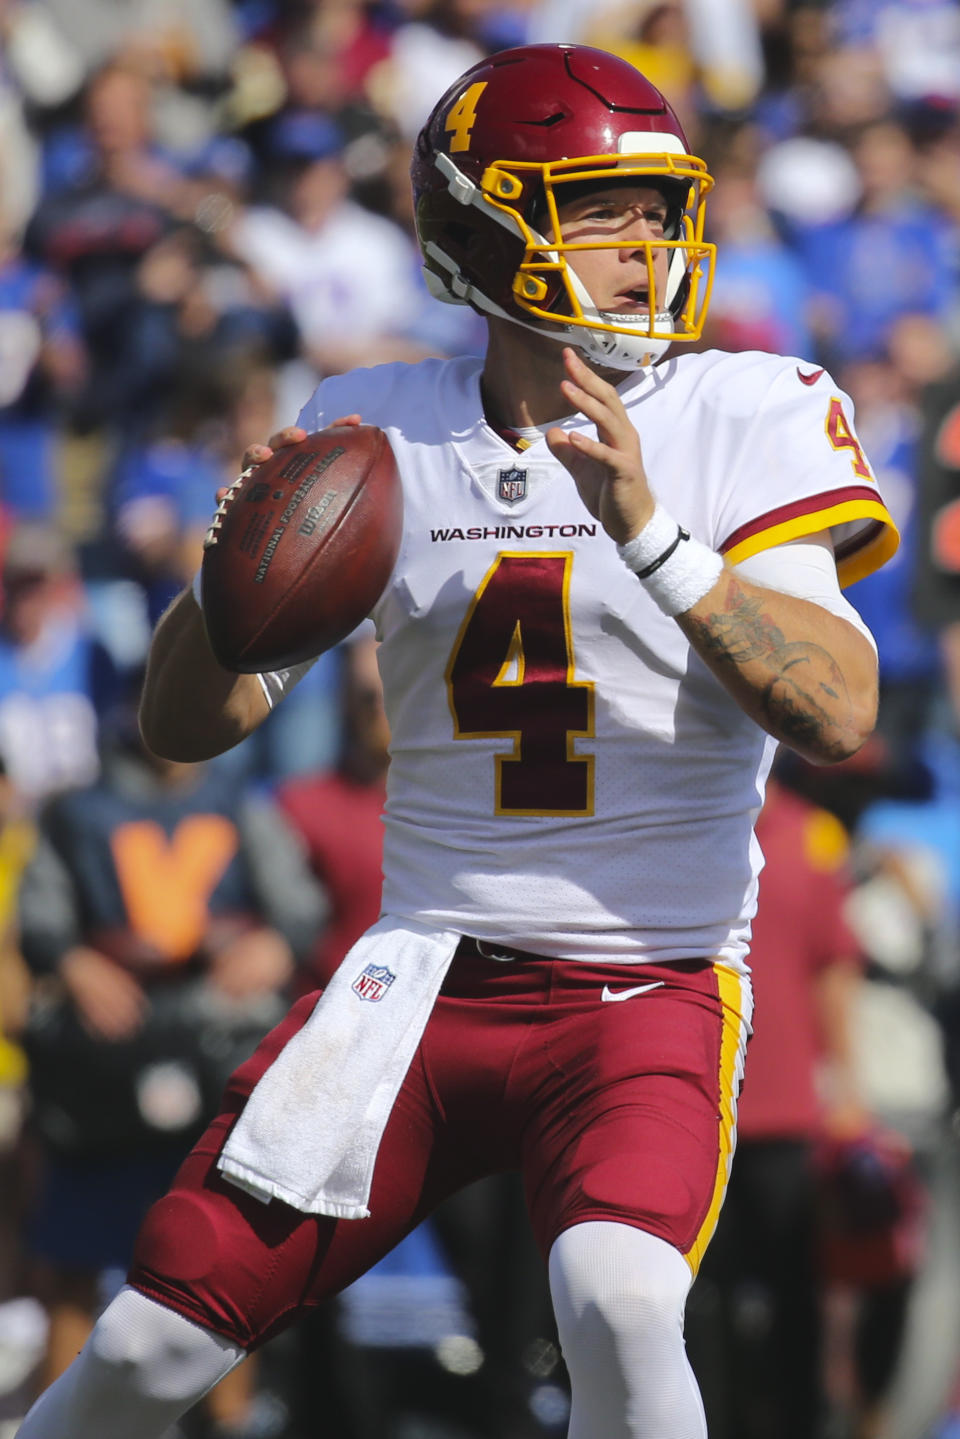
top-left (128, 951), bottom-right (750, 1349)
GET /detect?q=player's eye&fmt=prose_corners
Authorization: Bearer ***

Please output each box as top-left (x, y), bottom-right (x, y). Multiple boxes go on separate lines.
top-left (574, 202), bottom-right (668, 231)
top-left (570, 204), bottom-right (618, 225)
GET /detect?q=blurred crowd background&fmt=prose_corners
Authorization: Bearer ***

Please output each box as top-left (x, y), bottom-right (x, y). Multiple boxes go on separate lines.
top-left (0, 0), bottom-right (959, 1436)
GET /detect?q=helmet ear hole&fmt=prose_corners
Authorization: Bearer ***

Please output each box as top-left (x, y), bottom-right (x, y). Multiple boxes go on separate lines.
top-left (444, 221), bottom-right (473, 250)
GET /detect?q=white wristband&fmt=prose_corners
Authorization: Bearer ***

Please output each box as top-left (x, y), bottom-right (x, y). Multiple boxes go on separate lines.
top-left (191, 567), bottom-right (203, 608)
top-left (617, 503), bottom-right (724, 617)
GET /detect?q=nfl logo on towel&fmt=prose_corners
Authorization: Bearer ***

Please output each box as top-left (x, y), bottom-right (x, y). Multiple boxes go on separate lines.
top-left (498, 467), bottom-right (527, 504)
top-left (352, 964), bottom-right (396, 1002)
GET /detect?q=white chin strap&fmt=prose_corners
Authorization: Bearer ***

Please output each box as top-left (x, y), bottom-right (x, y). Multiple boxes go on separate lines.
top-left (568, 305), bottom-right (675, 369)
top-left (511, 301), bottom-right (675, 370)
top-left (560, 257), bottom-right (677, 369)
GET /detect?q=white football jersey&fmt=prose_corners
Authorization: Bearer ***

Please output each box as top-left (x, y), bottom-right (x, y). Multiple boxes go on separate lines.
top-left (288, 349), bottom-right (896, 969)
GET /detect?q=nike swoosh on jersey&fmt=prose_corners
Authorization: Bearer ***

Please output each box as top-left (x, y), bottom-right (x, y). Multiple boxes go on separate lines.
top-left (600, 981), bottom-right (666, 1002)
top-left (797, 366), bottom-right (824, 386)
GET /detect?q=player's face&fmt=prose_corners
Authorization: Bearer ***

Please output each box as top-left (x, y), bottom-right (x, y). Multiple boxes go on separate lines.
top-left (550, 183), bottom-right (672, 319)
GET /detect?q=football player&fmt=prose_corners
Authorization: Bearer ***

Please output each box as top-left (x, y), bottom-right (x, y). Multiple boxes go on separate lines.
top-left (19, 43), bottom-right (896, 1439)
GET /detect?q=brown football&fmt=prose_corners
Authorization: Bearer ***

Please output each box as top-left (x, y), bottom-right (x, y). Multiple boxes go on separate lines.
top-left (200, 424), bottom-right (402, 672)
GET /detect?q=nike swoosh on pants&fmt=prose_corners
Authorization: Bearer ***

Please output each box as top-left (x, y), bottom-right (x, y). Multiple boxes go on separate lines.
top-left (600, 981), bottom-right (666, 1002)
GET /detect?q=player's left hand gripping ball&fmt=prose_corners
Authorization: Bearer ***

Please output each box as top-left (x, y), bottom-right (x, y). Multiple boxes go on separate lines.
top-left (200, 424), bottom-right (403, 672)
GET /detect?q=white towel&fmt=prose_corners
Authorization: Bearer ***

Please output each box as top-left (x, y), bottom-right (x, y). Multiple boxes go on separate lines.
top-left (217, 917), bottom-right (460, 1218)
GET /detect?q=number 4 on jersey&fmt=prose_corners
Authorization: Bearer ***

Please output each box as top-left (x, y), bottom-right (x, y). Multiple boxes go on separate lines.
top-left (446, 553), bottom-right (594, 816)
top-left (825, 398), bottom-right (873, 480)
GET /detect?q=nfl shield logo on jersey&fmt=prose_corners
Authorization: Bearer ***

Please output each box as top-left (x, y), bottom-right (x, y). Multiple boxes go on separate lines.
top-left (498, 467), bottom-right (527, 504)
top-left (351, 964), bottom-right (396, 1002)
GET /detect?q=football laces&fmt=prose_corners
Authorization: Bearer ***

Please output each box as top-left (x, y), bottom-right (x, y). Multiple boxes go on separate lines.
top-left (202, 468), bottom-right (255, 550)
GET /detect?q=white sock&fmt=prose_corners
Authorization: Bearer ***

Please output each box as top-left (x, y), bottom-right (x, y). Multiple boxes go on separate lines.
top-left (549, 1221), bottom-right (707, 1439)
top-left (17, 1285), bottom-right (245, 1439)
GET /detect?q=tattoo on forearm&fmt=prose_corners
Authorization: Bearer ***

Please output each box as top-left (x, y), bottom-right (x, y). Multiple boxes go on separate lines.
top-left (685, 584), bottom-right (854, 755)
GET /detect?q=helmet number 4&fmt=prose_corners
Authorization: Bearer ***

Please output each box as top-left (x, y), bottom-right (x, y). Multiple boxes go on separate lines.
top-left (445, 81), bottom-right (488, 153)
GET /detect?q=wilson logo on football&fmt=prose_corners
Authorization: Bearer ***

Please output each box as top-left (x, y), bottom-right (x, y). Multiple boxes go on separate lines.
top-left (351, 964), bottom-right (397, 1002)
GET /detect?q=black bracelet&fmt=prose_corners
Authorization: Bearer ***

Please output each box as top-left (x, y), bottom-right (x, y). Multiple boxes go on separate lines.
top-left (633, 525), bottom-right (690, 579)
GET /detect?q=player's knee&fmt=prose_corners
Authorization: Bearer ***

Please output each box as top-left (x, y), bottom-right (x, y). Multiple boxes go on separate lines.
top-left (89, 1291), bottom-right (185, 1383)
top-left (86, 1286), bottom-right (243, 1404)
top-left (561, 1269), bottom-right (685, 1354)
top-left (17, 1289), bottom-right (244, 1439)
top-left (549, 1221), bottom-right (690, 1352)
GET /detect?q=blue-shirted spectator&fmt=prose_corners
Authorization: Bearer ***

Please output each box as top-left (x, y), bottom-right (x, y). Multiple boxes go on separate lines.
top-left (784, 119), bottom-right (958, 366)
top-left (0, 236), bottom-right (85, 521)
top-left (0, 522), bottom-right (116, 806)
top-left (24, 63), bottom-right (189, 439)
top-left (829, 0), bottom-right (960, 109)
top-left (843, 353), bottom-right (943, 758)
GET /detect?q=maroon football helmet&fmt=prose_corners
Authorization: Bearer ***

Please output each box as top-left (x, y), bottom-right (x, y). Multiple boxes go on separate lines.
top-left (411, 44), bottom-right (715, 368)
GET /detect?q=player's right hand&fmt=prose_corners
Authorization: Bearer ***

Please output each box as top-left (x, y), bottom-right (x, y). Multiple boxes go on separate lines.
top-left (547, 348), bottom-right (655, 545)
